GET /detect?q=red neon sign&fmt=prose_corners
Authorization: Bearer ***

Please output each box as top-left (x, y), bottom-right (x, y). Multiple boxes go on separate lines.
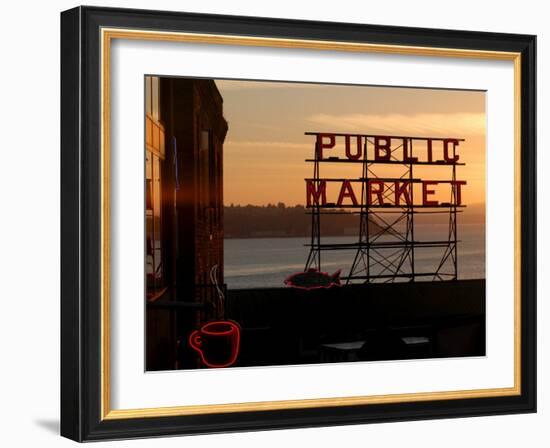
top-left (189, 320), bottom-right (241, 368)
top-left (306, 179), bottom-right (466, 208)
top-left (284, 268), bottom-right (342, 290)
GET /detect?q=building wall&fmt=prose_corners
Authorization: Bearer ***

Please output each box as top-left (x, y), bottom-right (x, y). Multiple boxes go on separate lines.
top-left (153, 78), bottom-right (228, 369)
top-left (192, 81), bottom-right (228, 324)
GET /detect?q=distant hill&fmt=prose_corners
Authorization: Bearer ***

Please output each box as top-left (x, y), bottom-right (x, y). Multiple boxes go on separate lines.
top-left (223, 203), bottom-right (484, 239)
top-left (413, 202), bottom-right (486, 226)
top-left (224, 204), bottom-right (385, 239)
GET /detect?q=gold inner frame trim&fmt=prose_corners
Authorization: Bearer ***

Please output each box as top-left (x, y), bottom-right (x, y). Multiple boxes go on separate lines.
top-left (100, 27), bottom-right (522, 420)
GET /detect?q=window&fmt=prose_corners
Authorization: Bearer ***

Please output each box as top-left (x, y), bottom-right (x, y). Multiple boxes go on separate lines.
top-left (145, 76), bottom-right (165, 298)
top-left (145, 76), bottom-right (160, 121)
top-left (199, 130), bottom-right (211, 209)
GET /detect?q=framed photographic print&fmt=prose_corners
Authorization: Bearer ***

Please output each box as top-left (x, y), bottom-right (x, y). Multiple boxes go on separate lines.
top-left (60, 6), bottom-right (536, 441)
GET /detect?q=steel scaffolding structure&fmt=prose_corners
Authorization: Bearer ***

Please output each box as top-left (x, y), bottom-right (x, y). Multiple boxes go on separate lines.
top-left (304, 132), bottom-right (465, 284)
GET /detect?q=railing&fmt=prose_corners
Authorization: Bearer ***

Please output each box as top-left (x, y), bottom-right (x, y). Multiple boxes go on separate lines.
top-left (146, 284), bottom-right (228, 318)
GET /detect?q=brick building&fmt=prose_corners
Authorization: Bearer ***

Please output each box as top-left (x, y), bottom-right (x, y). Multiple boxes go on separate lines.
top-left (145, 77), bottom-right (228, 370)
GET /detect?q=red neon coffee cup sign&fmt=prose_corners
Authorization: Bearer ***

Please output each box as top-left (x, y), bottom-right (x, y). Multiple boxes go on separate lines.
top-left (189, 320), bottom-right (241, 368)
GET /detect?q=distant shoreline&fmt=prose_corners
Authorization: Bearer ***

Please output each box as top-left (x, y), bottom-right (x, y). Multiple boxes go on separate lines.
top-left (224, 222), bottom-right (484, 240)
top-left (223, 204), bottom-right (484, 240)
top-left (225, 234), bottom-right (347, 239)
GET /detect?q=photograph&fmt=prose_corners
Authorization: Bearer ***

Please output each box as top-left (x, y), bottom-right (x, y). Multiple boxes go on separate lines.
top-left (144, 77), bottom-right (487, 371)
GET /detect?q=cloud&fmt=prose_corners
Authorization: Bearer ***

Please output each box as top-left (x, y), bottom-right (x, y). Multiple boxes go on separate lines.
top-left (224, 140), bottom-right (311, 151)
top-left (306, 112), bottom-right (486, 137)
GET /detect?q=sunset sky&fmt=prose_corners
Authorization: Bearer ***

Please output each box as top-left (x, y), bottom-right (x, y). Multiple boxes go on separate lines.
top-left (216, 80), bottom-right (486, 216)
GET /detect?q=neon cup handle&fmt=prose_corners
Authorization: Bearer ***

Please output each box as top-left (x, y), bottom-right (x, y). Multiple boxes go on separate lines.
top-left (189, 330), bottom-right (202, 352)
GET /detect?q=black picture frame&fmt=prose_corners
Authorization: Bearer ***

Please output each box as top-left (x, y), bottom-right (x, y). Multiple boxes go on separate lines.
top-left (61, 5), bottom-right (536, 442)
